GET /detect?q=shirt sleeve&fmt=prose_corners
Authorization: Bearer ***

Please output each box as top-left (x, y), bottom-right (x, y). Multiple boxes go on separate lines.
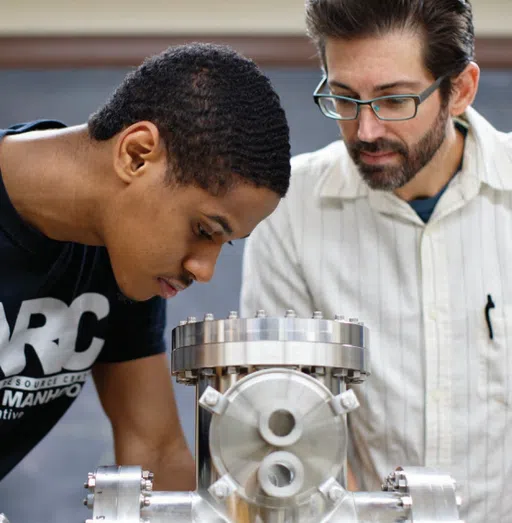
top-left (96, 296), bottom-right (166, 363)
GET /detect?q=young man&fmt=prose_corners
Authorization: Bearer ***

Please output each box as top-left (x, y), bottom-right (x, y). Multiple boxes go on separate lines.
top-left (0, 43), bottom-right (291, 491)
top-left (241, 1), bottom-right (511, 521)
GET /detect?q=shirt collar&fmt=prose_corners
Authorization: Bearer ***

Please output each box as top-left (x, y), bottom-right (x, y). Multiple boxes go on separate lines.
top-left (319, 107), bottom-right (512, 201)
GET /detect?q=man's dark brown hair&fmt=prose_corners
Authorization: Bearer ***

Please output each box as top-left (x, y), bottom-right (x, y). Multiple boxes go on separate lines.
top-left (306, 0), bottom-right (475, 99)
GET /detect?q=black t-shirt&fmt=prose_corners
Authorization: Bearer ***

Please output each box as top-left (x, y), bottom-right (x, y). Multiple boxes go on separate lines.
top-left (0, 121), bottom-right (166, 480)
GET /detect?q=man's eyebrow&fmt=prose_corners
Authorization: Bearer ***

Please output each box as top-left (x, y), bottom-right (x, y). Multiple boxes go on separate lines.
top-left (329, 79), bottom-right (421, 93)
top-left (206, 215), bottom-right (234, 236)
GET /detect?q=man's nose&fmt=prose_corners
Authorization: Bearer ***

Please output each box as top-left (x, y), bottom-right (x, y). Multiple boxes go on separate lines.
top-left (357, 105), bottom-right (386, 143)
top-left (183, 245), bottom-right (222, 283)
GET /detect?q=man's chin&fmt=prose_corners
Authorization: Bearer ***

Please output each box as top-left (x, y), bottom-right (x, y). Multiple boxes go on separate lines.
top-left (115, 284), bottom-right (154, 304)
top-left (358, 165), bottom-right (410, 191)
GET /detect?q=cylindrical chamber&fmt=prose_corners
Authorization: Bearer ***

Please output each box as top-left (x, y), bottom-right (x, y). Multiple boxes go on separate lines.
top-left (172, 313), bottom-right (370, 521)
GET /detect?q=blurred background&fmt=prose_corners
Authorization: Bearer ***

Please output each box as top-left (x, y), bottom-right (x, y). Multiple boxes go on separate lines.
top-left (0, 1), bottom-right (510, 521)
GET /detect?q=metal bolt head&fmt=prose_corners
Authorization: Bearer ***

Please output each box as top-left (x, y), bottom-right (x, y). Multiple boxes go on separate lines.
top-left (340, 392), bottom-right (359, 411)
top-left (204, 389), bottom-right (219, 406)
top-left (187, 316), bottom-right (197, 323)
top-left (228, 311), bottom-right (238, 319)
top-left (328, 486), bottom-right (344, 502)
top-left (348, 317), bottom-right (359, 323)
top-left (212, 482), bottom-right (229, 499)
top-left (312, 311), bottom-right (323, 319)
top-left (256, 309), bottom-right (267, 318)
top-left (285, 309), bottom-right (297, 318)
top-left (334, 314), bottom-right (345, 321)
top-left (204, 313), bottom-right (215, 321)
top-left (401, 495), bottom-right (413, 509)
top-left (85, 477), bottom-right (96, 489)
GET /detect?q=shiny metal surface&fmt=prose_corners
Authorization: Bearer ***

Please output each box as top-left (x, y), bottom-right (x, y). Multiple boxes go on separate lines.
top-left (86, 466), bottom-right (149, 522)
top-left (397, 467), bottom-right (460, 522)
top-left (207, 369), bottom-right (346, 510)
top-left (83, 313), bottom-right (463, 522)
top-left (171, 315), bottom-right (370, 383)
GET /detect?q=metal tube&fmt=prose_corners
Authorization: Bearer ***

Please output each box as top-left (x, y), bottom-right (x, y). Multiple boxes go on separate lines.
top-left (140, 492), bottom-right (198, 523)
top-left (352, 491), bottom-right (408, 522)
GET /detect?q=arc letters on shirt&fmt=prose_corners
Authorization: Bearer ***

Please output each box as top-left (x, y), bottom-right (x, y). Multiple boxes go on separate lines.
top-left (0, 293), bottom-right (110, 377)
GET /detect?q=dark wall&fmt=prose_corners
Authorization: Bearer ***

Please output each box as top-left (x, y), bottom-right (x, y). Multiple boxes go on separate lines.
top-left (0, 68), bottom-right (510, 523)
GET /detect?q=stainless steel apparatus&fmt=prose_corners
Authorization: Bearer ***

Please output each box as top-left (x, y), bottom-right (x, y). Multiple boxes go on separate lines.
top-left (83, 311), bottom-right (462, 523)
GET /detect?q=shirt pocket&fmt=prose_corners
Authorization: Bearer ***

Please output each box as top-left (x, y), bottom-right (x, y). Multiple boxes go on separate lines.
top-left (477, 304), bottom-right (512, 405)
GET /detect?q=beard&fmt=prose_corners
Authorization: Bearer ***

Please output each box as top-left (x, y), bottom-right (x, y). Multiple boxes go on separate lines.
top-left (346, 106), bottom-right (450, 191)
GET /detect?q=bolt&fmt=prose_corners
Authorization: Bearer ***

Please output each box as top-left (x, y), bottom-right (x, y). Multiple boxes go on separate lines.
top-left (228, 311), bottom-right (238, 319)
top-left (179, 320), bottom-right (187, 326)
top-left (204, 313), bottom-right (215, 321)
top-left (401, 495), bottom-right (413, 509)
top-left (334, 314), bottom-right (345, 321)
top-left (187, 316), bottom-right (197, 323)
top-left (340, 392), bottom-right (359, 411)
top-left (85, 477), bottom-right (96, 489)
top-left (256, 309), bottom-right (267, 318)
top-left (285, 309), bottom-right (297, 318)
top-left (328, 486), bottom-right (344, 502)
top-left (226, 366), bottom-right (238, 374)
top-left (314, 366), bottom-right (326, 376)
top-left (348, 317), bottom-right (359, 323)
top-left (141, 478), bottom-right (153, 491)
top-left (204, 389), bottom-right (219, 406)
top-left (312, 311), bottom-right (323, 319)
top-left (212, 482), bottom-right (230, 499)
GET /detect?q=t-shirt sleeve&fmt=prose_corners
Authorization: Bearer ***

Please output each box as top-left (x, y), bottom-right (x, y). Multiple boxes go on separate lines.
top-left (96, 296), bottom-right (166, 363)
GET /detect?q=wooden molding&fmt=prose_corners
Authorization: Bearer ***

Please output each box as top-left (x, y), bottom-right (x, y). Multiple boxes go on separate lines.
top-left (0, 35), bottom-right (509, 69)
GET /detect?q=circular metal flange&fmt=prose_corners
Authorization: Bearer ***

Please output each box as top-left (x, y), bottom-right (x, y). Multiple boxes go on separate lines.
top-left (84, 466), bottom-right (150, 522)
top-left (171, 314), bottom-right (370, 380)
top-left (383, 466), bottom-right (461, 521)
top-left (208, 368), bottom-right (347, 509)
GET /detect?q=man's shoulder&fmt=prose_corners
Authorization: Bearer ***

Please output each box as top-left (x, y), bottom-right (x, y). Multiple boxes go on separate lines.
top-left (291, 140), bottom-right (346, 177)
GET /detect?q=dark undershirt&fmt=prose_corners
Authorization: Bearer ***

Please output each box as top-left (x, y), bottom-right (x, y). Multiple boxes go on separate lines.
top-left (409, 121), bottom-right (468, 223)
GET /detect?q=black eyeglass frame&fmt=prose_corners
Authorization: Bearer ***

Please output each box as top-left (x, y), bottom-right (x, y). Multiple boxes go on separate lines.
top-left (313, 75), bottom-right (446, 121)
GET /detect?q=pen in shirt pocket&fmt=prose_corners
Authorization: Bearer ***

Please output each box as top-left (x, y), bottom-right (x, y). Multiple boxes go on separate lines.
top-left (485, 294), bottom-right (495, 340)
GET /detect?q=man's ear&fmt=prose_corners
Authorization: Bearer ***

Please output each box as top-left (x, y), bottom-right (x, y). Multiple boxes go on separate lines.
top-left (449, 62), bottom-right (480, 117)
top-left (113, 121), bottom-right (166, 185)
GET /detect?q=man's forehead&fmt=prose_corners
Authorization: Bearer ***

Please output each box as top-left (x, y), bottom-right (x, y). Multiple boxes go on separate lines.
top-left (324, 36), bottom-right (429, 93)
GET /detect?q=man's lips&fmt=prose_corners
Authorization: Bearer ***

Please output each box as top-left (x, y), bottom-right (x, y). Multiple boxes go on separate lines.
top-left (157, 277), bottom-right (185, 299)
top-left (360, 150), bottom-right (398, 164)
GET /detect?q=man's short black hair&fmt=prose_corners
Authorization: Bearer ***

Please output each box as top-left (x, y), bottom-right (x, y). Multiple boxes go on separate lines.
top-left (88, 43), bottom-right (291, 197)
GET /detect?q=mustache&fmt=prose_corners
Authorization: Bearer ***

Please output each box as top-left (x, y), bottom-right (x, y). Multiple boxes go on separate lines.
top-left (350, 139), bottom-right (407, 156)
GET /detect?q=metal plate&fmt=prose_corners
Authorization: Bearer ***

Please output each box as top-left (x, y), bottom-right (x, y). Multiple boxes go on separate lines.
top-left (171, 316), bottom-right (369, 376)
top-left (208, 369), bottom-right (347, 509)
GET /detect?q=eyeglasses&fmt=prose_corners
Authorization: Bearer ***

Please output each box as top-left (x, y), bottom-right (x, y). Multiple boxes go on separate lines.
top-left (313, 75), bottom-right (445, 121)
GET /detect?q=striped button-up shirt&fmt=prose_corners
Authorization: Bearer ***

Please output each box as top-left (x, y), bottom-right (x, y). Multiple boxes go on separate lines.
top-left (240, 107), bottom-right (512, 523)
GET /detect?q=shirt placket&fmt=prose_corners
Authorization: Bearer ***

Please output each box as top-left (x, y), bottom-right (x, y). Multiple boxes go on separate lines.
top-left (421, 222), bottom-right (452, 467)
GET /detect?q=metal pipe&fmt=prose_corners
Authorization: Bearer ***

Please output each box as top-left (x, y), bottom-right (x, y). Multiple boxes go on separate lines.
top-left (140, 492), bottom-right (198, 523)
top-left (352, 491), bottom-right (408, 523)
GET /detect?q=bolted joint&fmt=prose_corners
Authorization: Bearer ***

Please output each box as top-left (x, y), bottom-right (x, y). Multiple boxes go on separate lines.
top-left (331, 389), bottom-right (360, 415)
top-left (199, 386), bottom-right (228, 415)
top-left (318, 477), bottom-right (346, 504)
top-left (208, 475), bottom-right (237, 503)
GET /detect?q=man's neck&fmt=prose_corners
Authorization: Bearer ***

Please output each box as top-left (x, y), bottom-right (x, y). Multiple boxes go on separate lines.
top-left (0, 125), bottom-right (113, 246)
top-left (394, 123), bottom-right (465, 202)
